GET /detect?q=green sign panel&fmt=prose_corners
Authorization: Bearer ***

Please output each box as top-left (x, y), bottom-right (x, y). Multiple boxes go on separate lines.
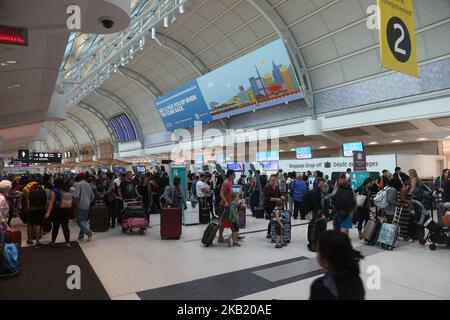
top-left (350, 172), bottom-right (369, 190)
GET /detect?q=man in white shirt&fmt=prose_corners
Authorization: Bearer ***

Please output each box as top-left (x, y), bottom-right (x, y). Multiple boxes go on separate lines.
top-left (196, 174), bottom-right (212, 220)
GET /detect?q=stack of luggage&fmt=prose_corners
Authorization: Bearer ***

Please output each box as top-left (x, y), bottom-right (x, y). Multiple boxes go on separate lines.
top-left (121, 199), bottom-right (148, 235)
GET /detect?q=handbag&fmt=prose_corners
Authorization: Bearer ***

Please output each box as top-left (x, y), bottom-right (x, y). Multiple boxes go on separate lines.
top-left (356, 194), bottom-right (367, 208)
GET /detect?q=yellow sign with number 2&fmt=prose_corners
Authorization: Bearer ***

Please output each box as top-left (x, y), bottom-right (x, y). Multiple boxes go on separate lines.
top-left (378, 0), bottom-right (419, 77)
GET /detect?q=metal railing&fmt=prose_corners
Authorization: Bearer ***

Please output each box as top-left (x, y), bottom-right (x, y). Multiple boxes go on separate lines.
top-left (59, 0), bottom-right (186, 107)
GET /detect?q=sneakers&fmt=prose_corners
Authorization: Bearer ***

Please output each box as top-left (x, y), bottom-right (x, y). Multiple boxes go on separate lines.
top-left (226, 238), bottom-right (232, 247)
top-left (218, 236), bottom-right (226, 244)
top-left (275, 244), bottom-right (283, 249)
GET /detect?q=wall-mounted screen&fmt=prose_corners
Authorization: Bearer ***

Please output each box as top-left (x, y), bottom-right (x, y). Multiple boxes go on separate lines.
top-left (155, 39), bottom-right (303, 131)
top-left (343, 142), bottom-right (364, 157)
top-left (132, 165), bottom-right (146, 174)
top-left (261, 161), bottom-right (279, 171)
top-left (296, 147), bottom-right (312, 159)
top-left (256, 151), bottom-right (279, 162)
top-left (109, 113), bottom-right (137, 143)
top-left (112, 167), bottom-right (126, 174)
top-left (227, 162), bottom-right (244, 172)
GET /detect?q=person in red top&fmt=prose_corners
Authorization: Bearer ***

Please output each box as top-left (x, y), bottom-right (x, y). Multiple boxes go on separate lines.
top-left (217, 170), bottom-right (245, 245)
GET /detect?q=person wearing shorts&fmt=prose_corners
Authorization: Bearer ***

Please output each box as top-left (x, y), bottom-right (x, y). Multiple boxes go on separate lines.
top-left (226, 192), bottom-right (241, 247)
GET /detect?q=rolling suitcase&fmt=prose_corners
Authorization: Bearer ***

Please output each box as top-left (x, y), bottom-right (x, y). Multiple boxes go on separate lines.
top-left (363, 217), bottom-right (382, 245)
top-left (377, 207), bottom-right (401, 250)
top-left (202, 216), bottom-right (221, 247)
top-left (183, 202), bottom-right (200, 226)
top-left (307, 214), bottom-right (327, 252)
top-left (199, 198), bottom-right (211, 224)
top-left (271, 212), bottom-right (291, 243)
top-left (238, 206), bottom-right (246, 229)
top-left (254, 208), bottom-right (265, 219)
top-left (160, 207), bottom-right (182, 240)
top-left (89, 205), bottom-right (109, 232)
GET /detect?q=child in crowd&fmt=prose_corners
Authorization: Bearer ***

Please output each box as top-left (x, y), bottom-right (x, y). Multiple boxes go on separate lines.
top-left (226, 192), bottom-right (242, 247)
top-left (272, 201), bottom-right (287, 249)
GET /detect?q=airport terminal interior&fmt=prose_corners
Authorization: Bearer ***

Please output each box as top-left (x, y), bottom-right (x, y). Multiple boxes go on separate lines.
top-left (1, 0), bottom-right (450, 301)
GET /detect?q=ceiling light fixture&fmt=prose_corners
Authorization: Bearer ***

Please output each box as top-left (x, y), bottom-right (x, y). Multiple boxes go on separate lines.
top-left (164, 16), bottom-right (169, 28)
top-left (290, 149), bottom-right (295, 152)
top-left (319, 146), bottom-right (327, 149)
top-left (392, 140), bottom-right (403, 143)
top-left (368, 142), bottom-right (379, 145)
top-left (417, 138), bottom-right (428, 141)
top-left (151, 27), bottom-right (156, 39)
top-left (6, 60), bottom-right (16, 64)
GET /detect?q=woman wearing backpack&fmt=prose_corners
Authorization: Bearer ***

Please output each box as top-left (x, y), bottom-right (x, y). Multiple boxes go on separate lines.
top-left (332, 179), bottom-right (355, 236)
top-left (45, 178), bottom-right (71, 248)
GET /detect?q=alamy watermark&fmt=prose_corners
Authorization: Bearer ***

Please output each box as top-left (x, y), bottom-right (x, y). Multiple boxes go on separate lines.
top-left (66, 265), bottom-right (81, 290)
top-left (169, 121), bottom-right (279, 163)
top-left (66, 5), bottom-right (81, 31)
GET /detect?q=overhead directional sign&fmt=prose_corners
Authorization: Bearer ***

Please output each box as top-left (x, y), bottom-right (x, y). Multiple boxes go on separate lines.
top-left (378, 0), bottom-right (418, 77)
top-left (17, 150), bottom-right (62, 164)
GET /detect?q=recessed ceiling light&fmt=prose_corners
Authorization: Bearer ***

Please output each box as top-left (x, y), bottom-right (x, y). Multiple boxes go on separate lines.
top-left (280, 150), bottom-right (285, 152)
top-left (6, 60), bottom-right (16, 64)
top-left (319, 146), bottom-right (327, 149)
top-left (290, 149), bottom-right (295, 152)
top-left (392, 140), bottom-right (403, 143)
top-left (369, 142), bottom-right (378, 145)
top-left (417, 138), bottom-right (428, 141)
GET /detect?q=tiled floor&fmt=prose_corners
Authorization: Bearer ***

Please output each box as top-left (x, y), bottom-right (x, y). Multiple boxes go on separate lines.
top-left (11, 213), bottom-right (450, 300)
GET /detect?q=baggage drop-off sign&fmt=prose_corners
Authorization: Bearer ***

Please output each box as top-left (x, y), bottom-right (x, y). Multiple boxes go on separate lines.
top-left (378, 0), bottom-right (418, 77)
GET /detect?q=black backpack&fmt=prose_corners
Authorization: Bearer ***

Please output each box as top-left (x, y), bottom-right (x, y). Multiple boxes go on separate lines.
top-left (302, 190), bottom-right (315, 212)
top-left (333, 187), bottom-right (355, 212)
top-left (29, 184), bottom-right (47, 207)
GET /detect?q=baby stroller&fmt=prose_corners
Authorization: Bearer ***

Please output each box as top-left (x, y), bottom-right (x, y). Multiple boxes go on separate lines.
top-left (413, 200), bottom-right (450, 251)
top-left (121, 199), bottom-right (148, 235)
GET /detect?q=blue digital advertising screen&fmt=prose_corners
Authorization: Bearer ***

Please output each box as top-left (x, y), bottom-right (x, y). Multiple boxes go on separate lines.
top-left (227, 162), bottom-right (244, 172)
top-left (155, 39), bottom-right (303, 131)
top-left (343, 142), bottom-right (364, 157)
top-left (155, 80), bottom-right (212, 131)
top-left (261, 161), bottom-right (279, 171)
top-left (296, 147), bottom-right (312, 159)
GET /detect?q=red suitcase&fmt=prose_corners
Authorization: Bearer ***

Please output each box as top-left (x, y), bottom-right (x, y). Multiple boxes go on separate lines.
top-left (160, 207), bottom-right (182, 240)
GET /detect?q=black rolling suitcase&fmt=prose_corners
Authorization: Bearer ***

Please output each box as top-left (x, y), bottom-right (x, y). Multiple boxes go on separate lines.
top-left (202, 216), bottom-right (221, 247)
top-left (89, 205), bottom-right (109, 232)
top-left (199, 198), bottom-right (211, 224)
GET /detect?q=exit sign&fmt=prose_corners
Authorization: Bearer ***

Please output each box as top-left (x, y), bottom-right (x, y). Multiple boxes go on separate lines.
top-left (0, 25), bottom-right (28, 46)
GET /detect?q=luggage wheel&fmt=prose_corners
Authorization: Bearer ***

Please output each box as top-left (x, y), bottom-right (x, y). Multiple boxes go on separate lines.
top-left (429, 243), bottom-right (437, 251)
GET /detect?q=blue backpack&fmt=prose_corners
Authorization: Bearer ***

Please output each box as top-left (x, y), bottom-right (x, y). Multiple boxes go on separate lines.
top-left (1, 243), bottom-right (18, 273)
top-left (291, 179), bottom-right (307, 202)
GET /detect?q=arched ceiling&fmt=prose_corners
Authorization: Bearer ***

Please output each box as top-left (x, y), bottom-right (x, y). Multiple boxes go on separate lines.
top-left (33, 0), bottom-right (450, 153)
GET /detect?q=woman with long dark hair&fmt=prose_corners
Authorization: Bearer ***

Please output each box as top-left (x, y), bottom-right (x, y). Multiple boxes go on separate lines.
top-left (45, 178), bottom-right (71, 248)
top-left (356, 178), bottom-right (373, 240)
top-left (310, 231), bottom-right (365, 300)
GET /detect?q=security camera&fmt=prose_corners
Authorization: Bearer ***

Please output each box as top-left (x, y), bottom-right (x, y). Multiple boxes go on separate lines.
top-left (99, 17), bottom-right (114, 29)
